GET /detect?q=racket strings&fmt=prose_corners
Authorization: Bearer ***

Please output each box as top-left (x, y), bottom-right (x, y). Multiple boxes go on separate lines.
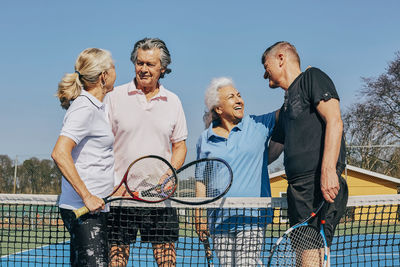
top-left (174, 160), bottom-right (230, 198)
top-left (272, 226), bottom-right (325, 267)
top-left (125, 156), bottom-right (176, 201)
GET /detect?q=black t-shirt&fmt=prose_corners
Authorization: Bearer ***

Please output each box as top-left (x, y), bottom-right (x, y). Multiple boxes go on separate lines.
top-left (271, 67), bottom-right (346, 180)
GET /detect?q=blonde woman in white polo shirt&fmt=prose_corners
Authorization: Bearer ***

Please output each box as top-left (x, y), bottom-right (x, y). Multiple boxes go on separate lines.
top-left (105, 38), bottom-right (188, 267)
top-left (52, 48), bottom-right (116, 267)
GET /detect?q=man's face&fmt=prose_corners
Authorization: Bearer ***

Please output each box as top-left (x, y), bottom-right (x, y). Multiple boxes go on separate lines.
top-left (135, 48), bottom-right (164, 89)
top-left (263, 55), bottom-right (280, 89)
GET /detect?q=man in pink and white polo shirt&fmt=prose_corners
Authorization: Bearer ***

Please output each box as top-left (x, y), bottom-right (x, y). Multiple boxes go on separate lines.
top-left (105, 38), bottom-right (187, 267)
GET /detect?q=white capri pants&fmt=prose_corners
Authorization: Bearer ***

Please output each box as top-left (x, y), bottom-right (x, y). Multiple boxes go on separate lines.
top-left (212, 227), bottom-right (265, 267)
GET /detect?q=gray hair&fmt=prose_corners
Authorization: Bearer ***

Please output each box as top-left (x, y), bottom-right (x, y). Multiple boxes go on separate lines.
top-left (130, 38), bottom-right (171, 78)
top-left (203, 77), bottom-right (235, 128)
top-left (261, 41), bottom-right (300, 66)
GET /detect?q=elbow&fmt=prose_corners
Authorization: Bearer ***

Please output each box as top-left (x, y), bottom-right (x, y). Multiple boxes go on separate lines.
top-left (51, 146), bottom-right (65, 166)
top-left (327, 116), bottom-right (343, 132)
top-left (51, 149), bottom-right (60, 164)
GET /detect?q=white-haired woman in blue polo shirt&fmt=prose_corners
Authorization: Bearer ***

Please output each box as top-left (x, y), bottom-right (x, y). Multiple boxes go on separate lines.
top-left (52, 48), bottom-right (116, 267)
top-left (195, 77), bottom-right (279, 266)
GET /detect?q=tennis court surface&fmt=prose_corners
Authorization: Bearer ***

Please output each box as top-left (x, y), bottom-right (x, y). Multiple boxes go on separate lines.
top-left (1, 194), bottom-right (399, 266)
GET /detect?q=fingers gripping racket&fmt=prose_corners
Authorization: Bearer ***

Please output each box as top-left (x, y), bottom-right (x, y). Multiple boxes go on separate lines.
top-left (73, 155), bottom-right (177, 218)
top-left (168, 158), bottom-right (233, 205)
top-left (268, 201), bottom-right (328, 267)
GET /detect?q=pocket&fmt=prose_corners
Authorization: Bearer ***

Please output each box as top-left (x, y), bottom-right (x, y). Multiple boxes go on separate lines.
top-left (288, 92), bottom-right (304, 120)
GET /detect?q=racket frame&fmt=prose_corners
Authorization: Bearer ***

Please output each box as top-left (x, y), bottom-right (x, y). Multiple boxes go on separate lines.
top-left (268, 201), bottom-right (328, 267)
top-left (169, 157), bottom-right (233, 205)
top-left (73, 155), bottom-right (177, 218)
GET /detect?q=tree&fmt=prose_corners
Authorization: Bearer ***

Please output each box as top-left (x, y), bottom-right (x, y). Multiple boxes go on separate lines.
top-left (0, 155), bottom-right (15, 193)
top-left (10, 157), bottom-right (62, 194)
top-left (343, 52), bottom-right (400, 177)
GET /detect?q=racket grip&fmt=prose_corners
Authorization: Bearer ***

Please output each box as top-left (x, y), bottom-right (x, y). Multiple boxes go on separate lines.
top-left (73, 206), bottom-right (90, 219)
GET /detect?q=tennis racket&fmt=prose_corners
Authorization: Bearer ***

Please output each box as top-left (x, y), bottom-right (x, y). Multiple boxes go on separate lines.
top-left (268, 201), bottom-right (328, 267)
top-left (169, 157), bottom-right (233, 205)
top-left (202, 238), bottom-right (214, 267)
top-left (73, 155), bottom-right (177, 218)
top-left (195, 207), bottom-right (214, 267)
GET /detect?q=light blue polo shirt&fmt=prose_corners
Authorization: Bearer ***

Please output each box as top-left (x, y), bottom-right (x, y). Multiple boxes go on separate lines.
top-left (196, 113), bottom-right (275, 232)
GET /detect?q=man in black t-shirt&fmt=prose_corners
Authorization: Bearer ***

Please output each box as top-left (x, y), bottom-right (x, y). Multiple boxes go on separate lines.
top-left (262, 41), bottom-right (348, 264)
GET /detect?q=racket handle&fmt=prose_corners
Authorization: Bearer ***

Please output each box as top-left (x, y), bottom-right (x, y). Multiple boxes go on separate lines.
top-left (73, 206), bottom-right (90, 219)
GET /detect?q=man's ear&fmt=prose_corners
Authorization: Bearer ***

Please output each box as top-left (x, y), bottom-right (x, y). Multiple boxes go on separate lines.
top-left (278, 53), bottom-right (285, 67)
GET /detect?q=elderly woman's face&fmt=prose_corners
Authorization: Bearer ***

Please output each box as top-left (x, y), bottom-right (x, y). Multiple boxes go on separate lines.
top-left (135, 48), bottom-right (164, 90)
top-left (215, 85), bottom-right (244, 123)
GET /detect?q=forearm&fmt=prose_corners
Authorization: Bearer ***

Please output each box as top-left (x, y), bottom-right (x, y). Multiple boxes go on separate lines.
top-left (51, 138), bottom-right (91, 201)
top-left (268, 141), bottom-right (284, 164)
top-left (171, 140), bottom-right (187, 169)
top-left (321, 119), bottom-right (343, 175)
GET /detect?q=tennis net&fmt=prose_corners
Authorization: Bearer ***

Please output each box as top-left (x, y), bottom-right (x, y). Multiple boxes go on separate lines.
top-left (1, 194), bottom-right (399, 266)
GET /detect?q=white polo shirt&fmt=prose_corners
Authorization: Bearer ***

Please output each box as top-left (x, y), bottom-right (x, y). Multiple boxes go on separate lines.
top-left (58, 90), bottom-right (115, 210)
top-left (105, 80), bottom-right (188, 186)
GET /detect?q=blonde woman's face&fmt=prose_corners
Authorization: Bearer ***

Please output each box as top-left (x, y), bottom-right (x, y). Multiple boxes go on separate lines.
top-left (105, 65), bottom-right (116, 93)
top-left (215, 85), bottom-right (244, 123)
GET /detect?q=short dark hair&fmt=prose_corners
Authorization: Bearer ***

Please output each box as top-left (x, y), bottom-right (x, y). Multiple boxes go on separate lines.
top-left (261, 41), bottom-right (300, 66)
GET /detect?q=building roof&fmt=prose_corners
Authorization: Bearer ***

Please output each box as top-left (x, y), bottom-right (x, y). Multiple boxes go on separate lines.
top-left (269, 165), bottom-right (400, 185)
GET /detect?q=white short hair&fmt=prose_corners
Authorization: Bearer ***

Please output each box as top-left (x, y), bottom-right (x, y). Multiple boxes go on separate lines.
top-left (203, 77), bottom-right (235, 128)
top-left (205, 77), bottom-right (234, 111)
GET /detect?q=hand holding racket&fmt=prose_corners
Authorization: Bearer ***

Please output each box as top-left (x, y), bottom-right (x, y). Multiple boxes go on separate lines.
top-left (268, 201), bottom-right (328, 267)
top-left (73, 155), bottom-right (177, 218)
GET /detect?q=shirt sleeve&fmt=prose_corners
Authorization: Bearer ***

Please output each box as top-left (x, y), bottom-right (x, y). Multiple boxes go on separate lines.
top-left (251, 111), bottom-right (276, 137)
top-left (171, 97), bottom-right (188, 143)
top-left (305, 68), bottom-right (340, 107)
top-left (60, 104), bottom-right (94, 145)
top-left (271, 106), bottom-right (285, 144)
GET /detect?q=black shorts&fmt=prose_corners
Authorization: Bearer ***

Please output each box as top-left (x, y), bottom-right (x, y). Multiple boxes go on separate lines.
top-left (108, 206), bottom-right (179, 245)
top-left (60, 208), bottom-right (109, 267)
top-left (287, 173), bottom-right (348, 247)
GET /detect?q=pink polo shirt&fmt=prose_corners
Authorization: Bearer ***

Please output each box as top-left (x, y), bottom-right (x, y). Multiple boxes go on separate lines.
top-left (104, 80), bottom-right (188, 185)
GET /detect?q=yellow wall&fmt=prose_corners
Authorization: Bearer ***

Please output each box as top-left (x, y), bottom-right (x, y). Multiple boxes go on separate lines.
top-left (270, 169), bottom-right (399, 223)
top-left (270, 176), bottom-right (288, 197)
top-left (344, 169), bottom-right (398, 195)
top-left (270, 169), bottom-right (398, 196)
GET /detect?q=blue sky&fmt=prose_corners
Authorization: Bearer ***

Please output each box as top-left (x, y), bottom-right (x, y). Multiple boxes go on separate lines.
top-left (1, 1), bottom-right (399, 163)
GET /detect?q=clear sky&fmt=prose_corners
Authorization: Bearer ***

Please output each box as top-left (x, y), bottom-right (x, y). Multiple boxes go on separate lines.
top-left (1, 0), bottom-right (399, 163)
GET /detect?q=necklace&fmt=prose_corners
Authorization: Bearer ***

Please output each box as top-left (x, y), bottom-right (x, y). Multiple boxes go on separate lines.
top-left (284, 90), bottom-right (289, 111)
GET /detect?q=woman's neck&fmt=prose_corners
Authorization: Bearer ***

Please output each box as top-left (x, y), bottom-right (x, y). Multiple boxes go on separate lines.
top-left (86, 85), bottom-right (105, 102)
top-left (212, 118), bottom-right (241, 138)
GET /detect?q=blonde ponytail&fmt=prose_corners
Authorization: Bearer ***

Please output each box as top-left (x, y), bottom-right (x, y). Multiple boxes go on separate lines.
top-left (57, 72), bottom-right (83, 109)
top-left (56, 48), bottom-right (113, 110)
